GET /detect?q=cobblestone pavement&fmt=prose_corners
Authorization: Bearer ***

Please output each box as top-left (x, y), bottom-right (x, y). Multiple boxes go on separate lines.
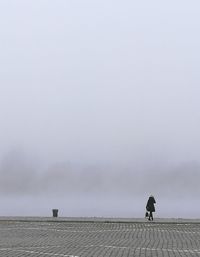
top-left (0, 220), bottom-right (200, 257)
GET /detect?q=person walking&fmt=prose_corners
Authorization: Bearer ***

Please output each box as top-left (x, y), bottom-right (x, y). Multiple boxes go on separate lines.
top-left (146, 195), bottom-right (156, 221)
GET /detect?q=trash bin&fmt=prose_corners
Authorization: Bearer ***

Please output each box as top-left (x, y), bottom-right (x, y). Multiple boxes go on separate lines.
top-left (52, 209), bottom-right (58, 217)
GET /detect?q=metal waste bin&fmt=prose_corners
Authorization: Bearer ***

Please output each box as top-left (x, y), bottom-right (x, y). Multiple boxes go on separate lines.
top-left (52, 209), bottom-right (58, 217)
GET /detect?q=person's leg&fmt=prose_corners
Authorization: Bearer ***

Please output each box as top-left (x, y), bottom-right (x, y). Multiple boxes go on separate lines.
top-left (149, 211), bottom-right (153, 220)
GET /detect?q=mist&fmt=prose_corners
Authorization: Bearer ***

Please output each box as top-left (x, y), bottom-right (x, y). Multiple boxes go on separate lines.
top-left (0, 0), bottom-right (200, 218)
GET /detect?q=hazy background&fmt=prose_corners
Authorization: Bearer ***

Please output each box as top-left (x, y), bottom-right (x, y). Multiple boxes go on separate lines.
top-left (0, 0), bottom-right (200, 218)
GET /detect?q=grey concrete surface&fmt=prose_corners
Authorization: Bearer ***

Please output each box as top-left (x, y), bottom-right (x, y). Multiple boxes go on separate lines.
top-left (0, 218), bottom-right (200, 256)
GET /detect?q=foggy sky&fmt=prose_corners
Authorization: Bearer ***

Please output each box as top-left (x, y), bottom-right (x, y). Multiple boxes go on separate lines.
top-left (0, 0), bottom-right (200, 218)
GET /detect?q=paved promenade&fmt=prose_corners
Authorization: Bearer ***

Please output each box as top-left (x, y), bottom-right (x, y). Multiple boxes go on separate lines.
top-left (0, 217), bottom-right (200, 256)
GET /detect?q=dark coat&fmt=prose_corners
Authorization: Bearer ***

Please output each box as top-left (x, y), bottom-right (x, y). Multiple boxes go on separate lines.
top-left (146, 196), bottom-right (156, 212)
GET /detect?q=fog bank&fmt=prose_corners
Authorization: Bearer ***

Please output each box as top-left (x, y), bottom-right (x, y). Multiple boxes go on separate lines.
top-left (0, 0), bottom-right (200, 218)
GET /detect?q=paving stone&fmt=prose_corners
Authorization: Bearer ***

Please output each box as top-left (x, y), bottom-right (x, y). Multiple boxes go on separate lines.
top-left (0, 219), bottom-right (200, 256)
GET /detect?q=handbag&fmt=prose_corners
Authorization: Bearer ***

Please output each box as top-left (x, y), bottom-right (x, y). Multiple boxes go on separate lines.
top-left (145, 211), bottom-right (149, 218)
top-left (146, 206), bottom-right (150, 211)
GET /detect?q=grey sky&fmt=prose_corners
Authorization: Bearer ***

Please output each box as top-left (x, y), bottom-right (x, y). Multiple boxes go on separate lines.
top-left (0, 0), bottom-right (200, 217)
